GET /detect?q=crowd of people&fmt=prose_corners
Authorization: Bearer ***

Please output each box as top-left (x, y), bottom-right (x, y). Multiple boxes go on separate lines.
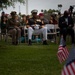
top-left (0, 9), bottom-right (75, 45)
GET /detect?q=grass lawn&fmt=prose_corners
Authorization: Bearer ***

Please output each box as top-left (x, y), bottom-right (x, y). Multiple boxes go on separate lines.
top-left (0, 40), bottom-right (71, 75)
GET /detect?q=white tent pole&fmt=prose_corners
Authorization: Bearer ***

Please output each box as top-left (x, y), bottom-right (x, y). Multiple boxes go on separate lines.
top-left (26, 0), bottom-right (28, 15)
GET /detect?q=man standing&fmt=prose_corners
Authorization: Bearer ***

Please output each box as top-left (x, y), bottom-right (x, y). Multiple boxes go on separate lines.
top-left (58, 10), bottom-right (75, 44)
top-left (27, 9), bottom-right (48, 45)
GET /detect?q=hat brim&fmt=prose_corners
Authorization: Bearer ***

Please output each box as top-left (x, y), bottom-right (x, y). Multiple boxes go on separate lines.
top-left (32, 12), bottom-right (37, 14)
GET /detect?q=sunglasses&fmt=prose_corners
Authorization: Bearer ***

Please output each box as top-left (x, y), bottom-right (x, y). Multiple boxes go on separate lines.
top-left (32, 12), bottom-right (37, 14)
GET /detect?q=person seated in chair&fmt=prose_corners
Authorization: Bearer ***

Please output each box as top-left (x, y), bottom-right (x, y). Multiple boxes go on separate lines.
top-left (1, 15), bottom-right (8, 34)
top-left (20, 15), bottom-right (28, 37)
top-left (7, 11), bottom-right (21, 45)
top-left (0, 12), bottom-right (7, 33)
top-left (27, 9), bottom-right (49, 45)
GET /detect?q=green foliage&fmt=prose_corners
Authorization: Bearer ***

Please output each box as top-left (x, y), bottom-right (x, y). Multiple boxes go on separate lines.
top-left (0, 0), bottom-right (25, 9)
top-left (42, 9), bottom-right (59, 14)
top-left (44, 10), bottom-right (47, 13)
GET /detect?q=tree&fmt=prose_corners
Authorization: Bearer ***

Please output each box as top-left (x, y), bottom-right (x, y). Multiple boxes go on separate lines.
top-left (0, 0), bottom-right (25, 9)
top-left (40, 9), bottom-right (59, 16)
top-left (43, 10), bottom-right (47, 14)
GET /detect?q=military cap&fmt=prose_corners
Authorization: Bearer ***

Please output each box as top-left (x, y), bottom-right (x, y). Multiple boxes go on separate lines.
top-left (31, 9), bottom-right (38, 14)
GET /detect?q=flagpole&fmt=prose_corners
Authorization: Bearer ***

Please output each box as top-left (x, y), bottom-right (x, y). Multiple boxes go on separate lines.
top-left (19, 5), bottom-right (20, 13)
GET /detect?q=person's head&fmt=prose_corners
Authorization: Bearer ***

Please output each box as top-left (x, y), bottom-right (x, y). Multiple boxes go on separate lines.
top-left (26, 15), bottom-right (30, 20)
top-left (64, 10), bottom-right (69, 17)
top-left (22, 15), bottom-right (26, 21)
top-left (39, 13), bottom-right (44, 19)
top-left (1, 11), bottom-right (5, 16)
top-left (31, 9), bottom-right (38, 18)
top-left (10, 11), bottom-right (17, 19)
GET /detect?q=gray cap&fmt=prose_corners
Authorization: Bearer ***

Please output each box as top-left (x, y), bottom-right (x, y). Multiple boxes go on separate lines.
top-left (31, 9), bottom-right (38, 13)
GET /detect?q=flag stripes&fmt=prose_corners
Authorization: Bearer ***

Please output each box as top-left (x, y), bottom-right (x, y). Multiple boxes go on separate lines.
top-left (61, 61), bottom-right (75, 75)
top-left (57, 46), bottom-right (69, 63)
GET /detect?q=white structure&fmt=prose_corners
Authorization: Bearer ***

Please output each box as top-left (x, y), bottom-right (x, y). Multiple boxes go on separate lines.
top-left (26, 0), bottom-right (28, 15)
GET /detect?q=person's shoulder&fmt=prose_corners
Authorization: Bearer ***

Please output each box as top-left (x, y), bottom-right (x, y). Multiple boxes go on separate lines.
top-left (68, 16), bottom-right (72, 18)
top-left (59, 16), bottom-right (63, 20)
top-left (8, 18), bottom-right (13, 23)
top-left (44, 18), bottom-right (48, 20)
top-left (67, 16), bottom-right (73, 21)
top-left (61, 16), bottom-right (64, 18)
top-left (44, 18), bottom-right (49, 22)
top-left (8, 18), bottom-right (12, 21)
top-left (28, 17), bottom-right (34, 21)
top-left (29, 17), bottom-right (34, 19)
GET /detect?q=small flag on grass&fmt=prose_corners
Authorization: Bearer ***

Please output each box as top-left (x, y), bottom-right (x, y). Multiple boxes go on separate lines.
top-left (57, 36), bottom-right (69, 63)
top-left (61, 45), bottom-right (75, 75)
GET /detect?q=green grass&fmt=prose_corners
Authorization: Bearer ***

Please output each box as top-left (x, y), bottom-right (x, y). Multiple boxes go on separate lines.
top-left (0, 41), bottom-right (71, 75)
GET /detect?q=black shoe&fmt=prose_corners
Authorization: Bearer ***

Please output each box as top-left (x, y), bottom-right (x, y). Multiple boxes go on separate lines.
top-left (43, 40), bottom-right (48, 45)
top-left (12, 42), bottom-right (15, 45)
top-left (28, 39), bottom-right (32, 45)
top-left (12, 41), bottom-right (18, 45)
top-left (15, 41), bottom-right (18, 45)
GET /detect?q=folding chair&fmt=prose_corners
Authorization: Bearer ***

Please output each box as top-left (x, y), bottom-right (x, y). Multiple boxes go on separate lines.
top-left (0, 28), bottom-right (7, 41)
top-left (24, 26), bottom-right (28, 43)
top-left (45, 24), bottom-right (58, 43)
top-left (0, 28), bottom-right (1, 40)
top-left (2, 28), bottom-right (21, 45)
top-left (5, 29), bottom-right (12, 43)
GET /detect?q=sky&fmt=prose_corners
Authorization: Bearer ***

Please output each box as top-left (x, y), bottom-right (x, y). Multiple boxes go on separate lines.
top-left (1, 0), bottom-right (75, 15)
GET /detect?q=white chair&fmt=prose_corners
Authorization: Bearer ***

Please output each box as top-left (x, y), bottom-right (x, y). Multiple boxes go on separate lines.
top-left (24, 26), bottom-right (28, 43)
top-left (45, 24), bottom-right (58, 43)
top-left (0, 28), bottom-right (7, 41)
top-left (5, 28), bottom-right (21, 44)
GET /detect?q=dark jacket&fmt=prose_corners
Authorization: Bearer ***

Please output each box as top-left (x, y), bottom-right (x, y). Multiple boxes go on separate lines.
top-left (58, 16), bottom-right (74, 29)
top-left (28, 17), bottom-right (49, 26)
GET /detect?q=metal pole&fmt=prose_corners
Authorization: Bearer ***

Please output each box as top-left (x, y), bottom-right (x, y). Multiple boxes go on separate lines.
top-left (26, 0), bottom-right (28, 15)
top-left (19, 5), bottom-right (20, 13)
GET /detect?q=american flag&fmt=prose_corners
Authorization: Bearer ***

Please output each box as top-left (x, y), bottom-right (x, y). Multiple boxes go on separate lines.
top-left (57, 37), bottom-right (69, 63)
top-left (61, 45), bottom-right (75, 75)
